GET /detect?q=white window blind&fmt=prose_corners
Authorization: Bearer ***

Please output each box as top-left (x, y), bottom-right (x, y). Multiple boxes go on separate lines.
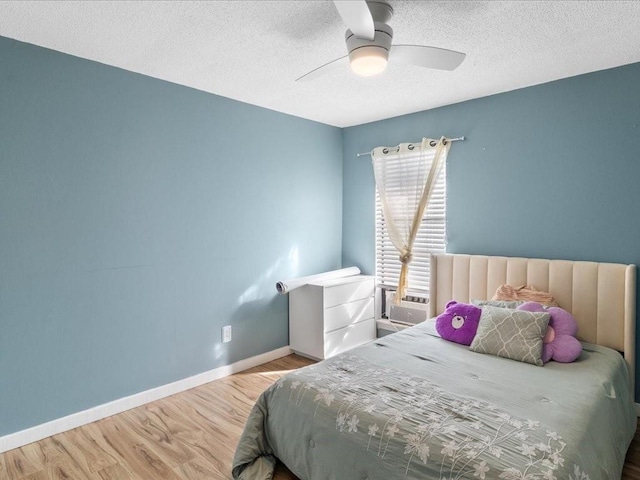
top-left (375, 150), bottom-right (446, 296)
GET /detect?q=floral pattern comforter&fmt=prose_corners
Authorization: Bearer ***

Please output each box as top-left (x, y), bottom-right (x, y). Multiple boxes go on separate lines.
top-left (233, 321), bottom-right (635, 480)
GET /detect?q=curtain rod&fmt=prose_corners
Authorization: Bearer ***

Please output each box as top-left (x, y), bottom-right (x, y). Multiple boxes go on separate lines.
top-left (356, 136), bottom-right (465, 157)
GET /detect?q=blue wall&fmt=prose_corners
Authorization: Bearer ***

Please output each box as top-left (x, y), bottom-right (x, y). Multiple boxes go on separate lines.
top-left (342, 62), bottom-right (640, 397)
top-left (0, 36), bottom-right (343, 436)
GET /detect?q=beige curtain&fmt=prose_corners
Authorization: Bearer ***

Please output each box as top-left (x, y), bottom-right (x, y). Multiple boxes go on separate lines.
top-left (372, 137), bottom-right (451, 304)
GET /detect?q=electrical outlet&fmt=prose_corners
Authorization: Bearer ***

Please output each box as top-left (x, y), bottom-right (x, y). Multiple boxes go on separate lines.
top-left (222, 325), bottom-right (232, 343)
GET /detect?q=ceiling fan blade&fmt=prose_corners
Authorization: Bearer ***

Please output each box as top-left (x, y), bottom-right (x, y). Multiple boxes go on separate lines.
top-left (296, 55), bottom-right (350, 82)
top-left (391, 45), bottom-right (466, 71)
top-left (333, 0), bottom-right (375, 40)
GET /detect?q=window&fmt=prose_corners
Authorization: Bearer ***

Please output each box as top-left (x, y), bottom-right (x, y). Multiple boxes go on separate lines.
top-left (375, 150), bottom-right (446, 298)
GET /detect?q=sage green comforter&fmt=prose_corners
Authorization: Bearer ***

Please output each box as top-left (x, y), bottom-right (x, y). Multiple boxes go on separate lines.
top-left (233, 321), bottom-right (636, 480)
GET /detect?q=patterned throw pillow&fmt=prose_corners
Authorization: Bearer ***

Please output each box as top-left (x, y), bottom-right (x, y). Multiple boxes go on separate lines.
top-left (469, 306), bottom-right (550, 366)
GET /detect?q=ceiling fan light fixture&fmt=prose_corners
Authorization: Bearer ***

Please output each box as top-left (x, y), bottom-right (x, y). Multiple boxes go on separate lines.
top-left (296, 1), bottom-right (466, 82)
top-left (349, 46), bottom-right (389, 77)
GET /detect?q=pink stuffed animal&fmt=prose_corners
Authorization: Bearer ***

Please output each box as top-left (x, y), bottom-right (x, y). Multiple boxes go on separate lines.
top-left (517, 302), bottom-right (582, 363)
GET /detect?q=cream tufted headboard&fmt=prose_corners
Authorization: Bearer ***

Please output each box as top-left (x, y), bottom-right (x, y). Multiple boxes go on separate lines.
top-left (429, 253), bottom-right (636, 390)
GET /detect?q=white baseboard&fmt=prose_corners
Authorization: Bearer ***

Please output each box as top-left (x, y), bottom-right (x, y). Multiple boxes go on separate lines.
top-left (0, 346), bottom-right (292, 454)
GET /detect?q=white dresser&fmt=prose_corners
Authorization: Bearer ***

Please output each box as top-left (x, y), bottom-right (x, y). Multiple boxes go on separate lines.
top-left (289, 275), bottom-right (375, 360)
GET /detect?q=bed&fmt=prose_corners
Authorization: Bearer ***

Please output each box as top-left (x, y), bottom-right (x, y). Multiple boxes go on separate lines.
top-left (233, 254), bottom-right (637, 480)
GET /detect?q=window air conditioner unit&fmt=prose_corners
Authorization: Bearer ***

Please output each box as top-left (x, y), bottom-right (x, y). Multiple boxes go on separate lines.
top-left (384, 290), bottom-right (428, 326)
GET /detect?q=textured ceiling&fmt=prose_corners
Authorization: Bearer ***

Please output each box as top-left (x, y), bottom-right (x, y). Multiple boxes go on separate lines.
top-left (1, 1), bottom-right (640, 127)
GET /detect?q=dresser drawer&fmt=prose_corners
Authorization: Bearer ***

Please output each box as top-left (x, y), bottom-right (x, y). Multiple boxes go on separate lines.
top-left (290, 274), bottom-right (375, 360)
top-left (324, 297), bottom-right (374, 333)
top-left (324, 318), bottom-right (375, 358)
top-left (323, 278), bottom-right (375, 308)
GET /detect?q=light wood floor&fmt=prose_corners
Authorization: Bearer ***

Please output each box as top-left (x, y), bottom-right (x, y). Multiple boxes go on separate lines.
top-left (1, 353), bottom-right (640, 480)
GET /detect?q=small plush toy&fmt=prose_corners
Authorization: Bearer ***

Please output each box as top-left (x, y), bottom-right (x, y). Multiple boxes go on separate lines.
top-left (517, 302), bottom-right (582, 363)
top-left (436, 301), bottom-right (482, 346)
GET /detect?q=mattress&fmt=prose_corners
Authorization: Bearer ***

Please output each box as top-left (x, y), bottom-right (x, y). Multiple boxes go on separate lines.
top-left (233, 321), bottom-right (636, 479)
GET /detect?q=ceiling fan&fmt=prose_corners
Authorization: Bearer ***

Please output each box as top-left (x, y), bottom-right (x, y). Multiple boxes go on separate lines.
top-left (296, 0), bottom-right (466, 82)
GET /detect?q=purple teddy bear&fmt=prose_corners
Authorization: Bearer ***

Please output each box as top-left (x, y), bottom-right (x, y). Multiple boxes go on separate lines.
top-left (435, 300), bottom-right (482, 346)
